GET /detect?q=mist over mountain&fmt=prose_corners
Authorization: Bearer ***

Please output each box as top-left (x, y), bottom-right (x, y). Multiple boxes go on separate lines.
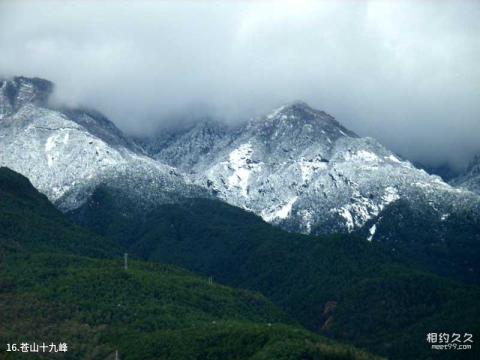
top-left (1, 0), bottom-right (479, 169)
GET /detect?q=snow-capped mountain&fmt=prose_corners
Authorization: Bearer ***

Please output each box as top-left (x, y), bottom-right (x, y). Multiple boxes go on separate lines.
top-left (2, 76), bottom-right (479, 243)
top-left (451, 154), bottom-right (480, 195)
top-left (0, 77), bottom-right (206, 211)
top-left (141, 101), bottom-right (480, 236)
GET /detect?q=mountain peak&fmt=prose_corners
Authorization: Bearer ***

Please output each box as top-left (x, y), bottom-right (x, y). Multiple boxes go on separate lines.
top-left (262, 101), bottom-right (357, 139)
top-left (284, 100), bottom-right (311, 109)
top-left (266, 101), bottom-right (316, 119)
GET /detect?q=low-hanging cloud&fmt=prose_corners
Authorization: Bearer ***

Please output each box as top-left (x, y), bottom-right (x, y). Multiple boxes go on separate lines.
top-left (1, 0), bottom-right (479, 170)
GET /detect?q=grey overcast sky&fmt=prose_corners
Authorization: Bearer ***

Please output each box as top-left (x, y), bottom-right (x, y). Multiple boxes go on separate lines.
top-left (1, 0), bottom-right (479, 169)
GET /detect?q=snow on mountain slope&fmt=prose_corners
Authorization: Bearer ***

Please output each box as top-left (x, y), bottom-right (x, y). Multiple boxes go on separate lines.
top-left (143, 101), bottom-right (480, 236)
top-left (0, 77), bottom-right (205, 211)
top-left (2, 76), bottom-right (478, 240)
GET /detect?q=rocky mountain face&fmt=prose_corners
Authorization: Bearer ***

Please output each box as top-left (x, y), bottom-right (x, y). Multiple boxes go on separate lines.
top-left (451, 154), bottom-right (480, 194)
top-left (141, 101), bottom-right (480, 239)
top-left (0, 77), bottom-right (206, 211)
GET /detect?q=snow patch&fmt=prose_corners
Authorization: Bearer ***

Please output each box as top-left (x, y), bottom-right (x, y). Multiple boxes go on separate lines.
top-left (367, 223), bottom-right (377, 241)
top-left (45, 136), bottom-right (56, 152)
top-left (45, 136), bottom-right (56, 168)
top-left (386, 154), bottom-right (401, 163)
top-left (356, 150), bottom-right (379, 162)
top-left (261, 196), bottom-right (298, 222)
top-left (299, 157), bottom-right (328, 182)
top-left (338, 208), bottom-right (354, 231)
top-left (277, 196), bottom-right (298, 219)
top-left (382, 186), bottom-right (400, 204)
top-left (332, 187), bottom-right (400, 232)
top-left (63, 132), bottom-right (69, 145)
top-left (300, 209), bottom-right (314, 233)
top-left (227, 143), bottom-right (260, 197)
top-left (266, 105), bottom-right (286, 120)
top-left (344, 150), bottom-right (380, 163)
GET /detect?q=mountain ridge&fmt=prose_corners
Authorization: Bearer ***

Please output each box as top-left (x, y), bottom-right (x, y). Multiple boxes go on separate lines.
top-left (139, 98), bottom-right (480, 238)
top-left (0, 76), bottom-right (209, 212)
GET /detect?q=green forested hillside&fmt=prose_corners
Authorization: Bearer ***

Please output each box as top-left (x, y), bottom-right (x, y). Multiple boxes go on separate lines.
top-left (0, 167), bottom-right (377, 359)
top-left (0, 167), bottom-right (120, 258)
top-left (357, 199), bottom-right (480, 283)
top-left (71, 188), bottom-right (480, 359)
top-left (2, 253), bottom-right (378, 359)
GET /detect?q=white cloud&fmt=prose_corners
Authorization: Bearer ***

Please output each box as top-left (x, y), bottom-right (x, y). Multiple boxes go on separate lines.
top-left (0, 0), bottom-right (479, 168)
